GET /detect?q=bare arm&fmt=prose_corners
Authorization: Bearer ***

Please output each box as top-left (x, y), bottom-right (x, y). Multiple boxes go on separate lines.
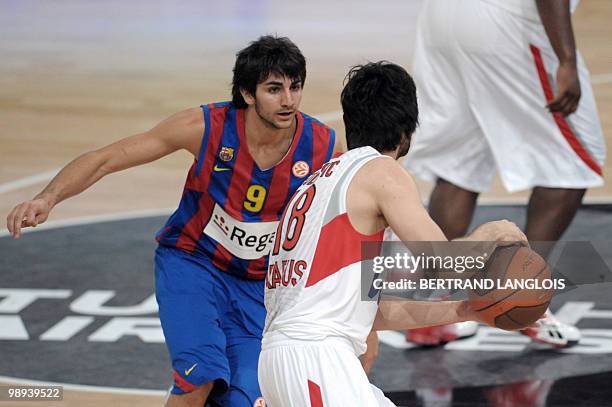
top-left (367, 158), bottom-right (447, 242)
top-left (6, 107), bottom-right (203, 238)
top-left (374, 162), bottom-right (526, 243)
top-left (536, 0), bottom-right (581, 116)
top-left (359, 330), bottom-right (379, 374)
top-left (357, 158), bottom-right (526, 330)
top-left (373, 299), bottom-right (471, 331)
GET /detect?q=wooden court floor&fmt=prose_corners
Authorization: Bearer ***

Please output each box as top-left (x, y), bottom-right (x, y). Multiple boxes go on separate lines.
top-left (0, 0), bottom-right (611, 405)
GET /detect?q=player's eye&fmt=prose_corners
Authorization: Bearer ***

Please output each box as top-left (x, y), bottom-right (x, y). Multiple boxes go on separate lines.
top-left (290, 83), bottom-right (302, 91)
top-left (268, 87), bottom-right (280, 94)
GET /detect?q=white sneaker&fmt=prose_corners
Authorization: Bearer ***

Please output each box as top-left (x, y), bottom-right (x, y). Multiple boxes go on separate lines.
top-left (406, 321), bottom-right (479, 346)
top-left (519, 310), bottom-right (581, 348)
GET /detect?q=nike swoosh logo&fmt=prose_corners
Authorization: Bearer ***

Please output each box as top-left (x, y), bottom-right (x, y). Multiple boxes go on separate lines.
top-left (185, 363), bottom-right (197, 376)
top-left (214, 165), bottom-right (232, 172)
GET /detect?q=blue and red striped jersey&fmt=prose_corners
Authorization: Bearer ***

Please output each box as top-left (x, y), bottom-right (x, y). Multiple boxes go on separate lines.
top-left (156, 102), bottom-right (336, 280)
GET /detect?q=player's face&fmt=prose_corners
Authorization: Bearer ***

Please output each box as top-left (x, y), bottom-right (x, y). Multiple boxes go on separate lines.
top-left (252, 73), bottom-right (303, 129)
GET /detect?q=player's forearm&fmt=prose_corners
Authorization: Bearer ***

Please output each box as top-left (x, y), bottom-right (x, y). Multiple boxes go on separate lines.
top-left (536, 0), bottom-right (576, 64)
top-left (34, 150), bottom-right (112, 208)
top-left (372, 299), bottom-right (471, 331)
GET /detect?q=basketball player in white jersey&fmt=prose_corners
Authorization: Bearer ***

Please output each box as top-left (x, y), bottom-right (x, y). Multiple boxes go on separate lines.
top-left (258, 62), bottom-right (527, 407)
top-left (404, 0), bottom-right (604, 347)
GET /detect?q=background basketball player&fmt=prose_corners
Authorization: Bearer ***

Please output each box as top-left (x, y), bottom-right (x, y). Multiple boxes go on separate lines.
top-left (403, 0), bottom-right (605, 348)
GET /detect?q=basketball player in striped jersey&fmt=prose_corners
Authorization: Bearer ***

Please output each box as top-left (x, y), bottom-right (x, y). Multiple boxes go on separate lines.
top-left (6, 36), bottom-right (338, 406)
top-left (259, 62), bottom-right (527, 406)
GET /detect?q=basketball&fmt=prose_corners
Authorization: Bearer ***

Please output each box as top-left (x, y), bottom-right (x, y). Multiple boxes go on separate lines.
top-left (468, 245), bottom-right (553, 330)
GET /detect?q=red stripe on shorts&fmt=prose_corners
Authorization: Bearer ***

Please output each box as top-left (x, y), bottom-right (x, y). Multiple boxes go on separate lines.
top-left (529, 44), bottom-right (602, 176)
top-left (308, 380), bottom-right (324, 407)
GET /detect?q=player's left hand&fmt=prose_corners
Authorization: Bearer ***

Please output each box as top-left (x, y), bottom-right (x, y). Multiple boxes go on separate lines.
top-left (469, 220), bottom-right (528, 247)
top-left (548, 61), bottom-right (581, 117)
top-left (360, 330), bottom-right (379, 374)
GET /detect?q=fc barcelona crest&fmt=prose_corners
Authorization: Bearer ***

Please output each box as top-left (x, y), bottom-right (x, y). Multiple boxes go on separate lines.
top-left (219, 146), bottom-right (234, 162)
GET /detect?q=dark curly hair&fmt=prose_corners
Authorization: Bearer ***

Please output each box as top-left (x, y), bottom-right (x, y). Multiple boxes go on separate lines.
top-left (341, 61), bottom-right (418, 153)
top-left (232, 35), bottom-right (306, 108)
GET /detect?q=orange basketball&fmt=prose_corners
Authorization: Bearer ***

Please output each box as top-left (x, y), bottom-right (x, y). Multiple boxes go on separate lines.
top-left (468, 245), bottom-right (553, 330)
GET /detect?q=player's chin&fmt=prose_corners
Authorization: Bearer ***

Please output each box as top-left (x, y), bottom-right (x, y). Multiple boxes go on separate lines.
top-left (273, 115), bottom-right (294, 128)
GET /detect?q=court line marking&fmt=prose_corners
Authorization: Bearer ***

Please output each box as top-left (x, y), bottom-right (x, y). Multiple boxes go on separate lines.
top-left (0, 208), bottom-right (174, 238)
top-left (0, 375), bottom-right (166, 396)
top-left (0, 168), bottom-right (61, 195)
top-left (470, 195), bottom-right (612, 205)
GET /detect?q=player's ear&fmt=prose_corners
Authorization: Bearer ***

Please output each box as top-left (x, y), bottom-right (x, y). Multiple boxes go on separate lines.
top-left (240, 88), bottom-right (256, 106)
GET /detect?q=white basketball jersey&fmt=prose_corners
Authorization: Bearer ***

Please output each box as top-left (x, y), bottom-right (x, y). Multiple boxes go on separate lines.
top-left (263, 146), bottom-right (385, 356)
top-left (479, 0), bottom-right (580, 20)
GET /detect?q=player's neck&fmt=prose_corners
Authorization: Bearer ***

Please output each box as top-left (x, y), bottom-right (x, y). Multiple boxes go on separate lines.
top-left (381, 148), bottom-right (399, 160)
top-left (244, 107), bottom-right (296, 148)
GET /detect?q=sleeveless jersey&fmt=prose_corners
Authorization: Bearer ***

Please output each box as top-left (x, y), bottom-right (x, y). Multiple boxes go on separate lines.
top-left (263, 146), bottom-right (385, 355)
top-left (156, 102), bottom-right (335, 280)
top-left (479, 0), bottom-right (580, 21)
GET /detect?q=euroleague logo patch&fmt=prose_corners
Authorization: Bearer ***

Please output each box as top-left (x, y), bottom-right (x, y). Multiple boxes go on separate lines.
top-left (292, 161), bottom-right (310, 178)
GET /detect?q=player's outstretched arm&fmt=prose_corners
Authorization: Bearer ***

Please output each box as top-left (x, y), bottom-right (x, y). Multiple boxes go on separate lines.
top-left (6, 107), bottom-right (203, 239)
top-left (536, 0), bottom-right (580, 116)
top-left (363, 159), bottom-right (526, 331)
top-left (373, 299), bottom-right (475, 331)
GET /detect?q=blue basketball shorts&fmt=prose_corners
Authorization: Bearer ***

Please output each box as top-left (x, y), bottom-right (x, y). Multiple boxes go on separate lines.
top-left (154, 245), bottom-right (265, 406)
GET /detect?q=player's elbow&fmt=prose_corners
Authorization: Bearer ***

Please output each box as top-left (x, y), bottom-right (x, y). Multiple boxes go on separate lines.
top-left (84, 149), bottom-right (115, 177)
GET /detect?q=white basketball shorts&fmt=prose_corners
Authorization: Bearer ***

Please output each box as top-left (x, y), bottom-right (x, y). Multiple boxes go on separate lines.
top-left (404, 0), bottom-right (605, 192)
top-left (258, 333), bottom-right (395, 407)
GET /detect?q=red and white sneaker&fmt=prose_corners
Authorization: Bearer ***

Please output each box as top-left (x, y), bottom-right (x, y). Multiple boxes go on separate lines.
top-left (519, 310), bottom-right (581, 348)
top-left (406, 321), bottom-right (478, 346)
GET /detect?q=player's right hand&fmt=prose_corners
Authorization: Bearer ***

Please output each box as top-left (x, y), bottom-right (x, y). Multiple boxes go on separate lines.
top-left (6, 198), bottom-right (52, 239)
top-left (470, 220), bottom-right (528, 247)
